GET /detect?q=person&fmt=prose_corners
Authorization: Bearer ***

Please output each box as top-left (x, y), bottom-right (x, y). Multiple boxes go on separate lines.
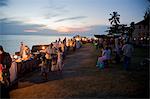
top-left (51, 48), bottom-right (64, 75)
top-left (56, 48), bottom-right (64, 74)
top-left (72, 40), bottom-right (76, 51)
top-left (19, 42), bottom-right (25, 58)
top-left (57, 48), bottom-right (63, 69)
top-left (22, 45), bottom-right (31, 60)
top-left (122, 42), bottom-right (134, 70)
top-left (114, 38), bottom-right (121, 63)
top-left (0, 45), bottom-right (12, 98)
top-left (39, 56), bottom-right (48, 80)
top-left (60, 42), bottom-right (65, 59)
top-left (0, 64), bottom-right (3, 83)
top-left (45, 43), bottom-right (53, 71)
top-left (96, 47), bottom-right (111, 69)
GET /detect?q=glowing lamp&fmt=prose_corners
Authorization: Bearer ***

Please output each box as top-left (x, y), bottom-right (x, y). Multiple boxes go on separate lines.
top-left (134, 38), bottom-right (136, 40)
top-left (141, 38), bottom-right (143, 40)
top-left (14, 55), bottom-right (18, 59)
top-left (94, 38), bottom-right (98, 40)
top-left (147, 38), bottom-right (149, 40)
top-left (82, 38), bottom-right (86, 41)
top-left (42, 46), bottom-right (45, 50)
top-left (76, 38), bottom-right (80, 41)
top-left (70, 43), bottom-right (72, 47)
top-left (66, 42), bottom-right (69, 46)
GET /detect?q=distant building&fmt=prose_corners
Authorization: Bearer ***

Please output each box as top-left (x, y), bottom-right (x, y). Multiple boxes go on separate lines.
top-left (133, 19), bottom-right (149, 39)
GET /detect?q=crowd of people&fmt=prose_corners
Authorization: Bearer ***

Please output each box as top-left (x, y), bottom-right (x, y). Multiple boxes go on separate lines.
top-left (18, 37), bottom-right (82, 80)
top-left (38, 38), bottom-right (82, 80)
top-left (0, 35), bottom-right (135, 98)
top-left (95, 36), bottom-right (134, 70)
top-left (0, 37), bottom-right (83, 98)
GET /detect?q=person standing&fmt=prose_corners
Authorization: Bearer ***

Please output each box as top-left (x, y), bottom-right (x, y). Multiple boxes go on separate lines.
top-left (19, 42), bottom-right (25, 58)
top-left (57, 48), bottom-right (63, 74)
top-left (0, 45), bottom-right (12, 98)
top-left (22, 45), bottom-right (31, 60)
top-left (45, 43), bottom-right (53, 71)
top-left (122, 42), bottom-right (134, 70)
top-left (39, 56), bottom-right (48, 81)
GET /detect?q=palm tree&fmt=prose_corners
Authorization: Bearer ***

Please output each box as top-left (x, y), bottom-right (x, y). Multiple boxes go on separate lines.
top-left (109, 12), bottom-right (120, 25)
top-left (108, 12), bottom-right (121, 34)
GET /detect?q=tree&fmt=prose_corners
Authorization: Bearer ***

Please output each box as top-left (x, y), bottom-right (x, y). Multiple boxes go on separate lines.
top-left (108, 12), bottom-right (121, 35)
top-left (109, 12), bottom-right (120, 25)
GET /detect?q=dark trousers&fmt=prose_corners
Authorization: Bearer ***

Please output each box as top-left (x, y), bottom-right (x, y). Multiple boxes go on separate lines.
top-left (115, 53), bottom-right (120, 63)
top-left (46, 59), bottom-right (52, 71)
top-left (0, 84), bottom-right (10, 98)
top-left (123, 56), bottom-right (131, 70)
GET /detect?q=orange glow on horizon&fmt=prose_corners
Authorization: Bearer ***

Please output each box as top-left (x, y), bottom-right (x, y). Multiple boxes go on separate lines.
top-left (57, 26), bottom-right (91, 33)
top-left (24, 29), bottom-right (38, 33)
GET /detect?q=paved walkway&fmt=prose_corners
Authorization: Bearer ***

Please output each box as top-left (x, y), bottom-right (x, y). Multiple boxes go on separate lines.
top-left (10, 44), bottom-right (149, 98)
top-left (10, 44), bottom-right (96, 97)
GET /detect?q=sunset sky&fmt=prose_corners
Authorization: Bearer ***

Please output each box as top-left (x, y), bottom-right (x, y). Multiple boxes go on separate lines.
top-left (0, 0), bottom-right (149, 35)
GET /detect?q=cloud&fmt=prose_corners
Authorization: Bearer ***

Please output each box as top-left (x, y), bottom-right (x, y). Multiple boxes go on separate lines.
top-left (24, 29), bottom-right (38, 33)
top-left (57, 26), bottom-right (90, 33)
top-left (43, 3), bottom-right (68, 19)
top-left (44, 13), bottom-right (60, 19)
top-left (87, 25), bottom-right (108, 34)
top-left (0, 19), bottom-right (58, 35)
top-left (0, 0), bottom-right (8, 7)
top-left (0, 16), bottom-right (108, 36)
top-left (54, 16), bottom-right (87, 22)
top-left (0, 18), bottom-right (8, 21)
top-left (56, 24), bottom-right (108, 36)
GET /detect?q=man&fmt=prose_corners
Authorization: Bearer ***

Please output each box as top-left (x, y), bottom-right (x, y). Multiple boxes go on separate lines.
top-left (45, 43), bottom-right (53, 71)
top-left (122, 42), bottom-right (134, 70)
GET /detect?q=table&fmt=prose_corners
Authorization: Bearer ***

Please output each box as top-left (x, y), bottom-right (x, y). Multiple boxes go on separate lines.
top-left (16, 59), bottom-right (41, 78)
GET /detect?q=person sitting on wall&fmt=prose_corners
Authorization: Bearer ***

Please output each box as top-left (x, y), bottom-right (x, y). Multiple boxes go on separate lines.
top-left (96, 46), bottom-right (111, 69)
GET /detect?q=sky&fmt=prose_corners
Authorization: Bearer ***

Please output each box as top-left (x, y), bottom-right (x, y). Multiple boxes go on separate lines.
top-left (0, 0), bottom-right (149, 36)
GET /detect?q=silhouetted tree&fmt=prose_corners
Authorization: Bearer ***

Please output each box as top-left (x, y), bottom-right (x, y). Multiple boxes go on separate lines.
top-left (108, 12), bottom-right (121, 35)
top-left (109, 12), bottom-right (120, 25)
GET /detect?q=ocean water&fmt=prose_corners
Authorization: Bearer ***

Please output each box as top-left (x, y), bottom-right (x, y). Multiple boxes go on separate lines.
top-left (0, 35), bottom-right (72, 54)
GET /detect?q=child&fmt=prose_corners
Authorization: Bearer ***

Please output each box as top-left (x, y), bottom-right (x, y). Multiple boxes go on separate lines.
top-left (39, 56), bottom-right (49, 80)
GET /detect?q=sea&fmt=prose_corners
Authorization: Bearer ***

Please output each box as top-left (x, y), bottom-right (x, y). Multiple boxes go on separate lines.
top-left (0, 35), bottom-right (73, 55)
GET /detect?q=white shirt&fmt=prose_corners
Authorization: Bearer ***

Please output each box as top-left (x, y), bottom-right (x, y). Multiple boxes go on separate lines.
top-left (45, 46), bottom-right (54, 59)
top-left (122, 44), bottom-right (134, 57)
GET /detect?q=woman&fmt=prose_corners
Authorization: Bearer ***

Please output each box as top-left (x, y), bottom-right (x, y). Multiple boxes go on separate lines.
top-left (57, 48), bottom-right (63, 71)
top-left (96, 47), bottom-right (111, 69)
top-left (22, 45), bottom-right (31, 60)
top-left (51, 48), bottom-right (63, 75)
top-left (0, 45), bottom-right (12, 98)
top-left (0, 45), bottom-right (12, 84)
